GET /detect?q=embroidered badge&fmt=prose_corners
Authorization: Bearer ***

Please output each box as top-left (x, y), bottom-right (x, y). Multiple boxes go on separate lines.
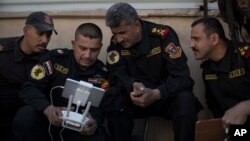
top-left (147, 47), bottom-right (161, 57)
top-left (165, 43), bottom-right (182, 59)
top-left (101, 80), bottom-right (110, 90)
top-left (43, 60), bottom-right (53, 75)
top-left (205, 74), bottom-right (218, 80)
top-left (54, 63), bottom-right (68, 74)
top-left (107, 50), bottom-right (120, 64)
top-left (238, 45), bottom-right (250, 58)
top-left (229, 68), bottom-right (245, 78)
top-left (151, 27), bottom-right (170, 39)
top-left (121, 50), bottom-right (131, 56)
top-left (31, 65), bottom-right (46, 80)
top-left (88, 78), bottom-right (105, 85)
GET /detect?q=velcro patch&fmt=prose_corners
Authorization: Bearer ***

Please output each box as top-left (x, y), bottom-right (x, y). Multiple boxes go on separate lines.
top-left (165, 43), bottom-right (182, 59)
top-left (107, 50), bottom-right (120, 65)
top-left (31, 65), bottom-right (46, 80)
top-left (43, 60), bottom-right (53, 75)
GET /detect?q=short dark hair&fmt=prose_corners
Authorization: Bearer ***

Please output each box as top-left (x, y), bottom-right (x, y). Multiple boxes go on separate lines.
top-left (191, 16), bottom-right (227, 41)
top-left (105, 2), bottom-right (139, 28)
top-left (75, 23), bottom-right (102, 41)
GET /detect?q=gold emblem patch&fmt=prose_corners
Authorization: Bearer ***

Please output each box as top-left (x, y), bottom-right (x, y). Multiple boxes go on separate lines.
top-left (229, 68), bottom-right (245, 78)
top-left (205, 74), bottom-right (218, 80)
top-left (54, 63), bottom-right (69, 74)
top-left (107, 50), bottom-right (120, 64)
top-left (31, 65), bottom-right (46, 80)
top-left (147, 47), bottom-right (161, 57)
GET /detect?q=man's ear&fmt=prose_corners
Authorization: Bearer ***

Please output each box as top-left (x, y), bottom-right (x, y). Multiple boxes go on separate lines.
top-left (134, 20), bottom-right (141, 32)
top-left (23, 26), bottom-right (28, 33)
top-left (71, 40), bottom-right (75, 49)
top-left (210, 33), bottom-right (220, 45)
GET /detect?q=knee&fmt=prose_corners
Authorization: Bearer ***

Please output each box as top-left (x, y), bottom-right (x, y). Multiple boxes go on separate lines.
top-left (13, 105), bottom-right (41, 128)
top-left (172, 91), bottom-right (199, 115)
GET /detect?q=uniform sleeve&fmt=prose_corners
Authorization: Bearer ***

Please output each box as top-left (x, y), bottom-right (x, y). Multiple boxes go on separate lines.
top-left (157, 27), bottom-right (194, 98)
top-left (106, 38), bottom-right (137, 93)
top-left (19, 53), bottom-right (54, 112)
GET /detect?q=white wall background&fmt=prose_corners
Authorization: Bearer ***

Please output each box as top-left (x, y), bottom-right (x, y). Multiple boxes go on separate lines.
top-left (0, 0), bottom-right (218, 12)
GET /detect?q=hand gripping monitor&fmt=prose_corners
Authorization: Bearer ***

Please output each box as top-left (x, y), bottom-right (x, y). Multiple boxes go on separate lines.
top-left (60, 78), bottom-right (105, 131)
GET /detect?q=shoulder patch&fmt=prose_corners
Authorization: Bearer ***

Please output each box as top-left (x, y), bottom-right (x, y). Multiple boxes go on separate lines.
top-left (107, 50), bottom-right (120, 65)
top-left (42, 60), bottom-right (54, 75)
top-left (238, 45), bottom-right (250, 58)
top-left (31, 65), bottom-right (46, 80)
top-left (164, 42), bottom-right (182, 59)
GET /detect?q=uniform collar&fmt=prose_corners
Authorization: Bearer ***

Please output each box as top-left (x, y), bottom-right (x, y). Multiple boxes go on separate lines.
top-left (73, 56), bottom-right (99, 76)
top-left (209, 41), bottom-right (233, 72)
top-left (132, 20), bottom-right (150, 56)
top-left (14, 36), bottom-right (25, 62)
top-left (14, 36), bottom-right (48, 62)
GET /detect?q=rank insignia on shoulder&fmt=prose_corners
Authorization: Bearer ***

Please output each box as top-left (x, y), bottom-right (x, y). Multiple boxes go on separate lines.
top-left (151, 27), bottom-right (170, 39)
top-left (107, 50), bottom-right (120, 65)
top-left (31, 65), bottom-right (46, 80)
top-left (165, 43), bottom-right (182, 59)
top-left (238, 45), bottom-right (250, 58)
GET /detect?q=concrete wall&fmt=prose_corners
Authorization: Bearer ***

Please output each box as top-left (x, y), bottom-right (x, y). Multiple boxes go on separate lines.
top-left (0, 8), bottom-right (227, 141)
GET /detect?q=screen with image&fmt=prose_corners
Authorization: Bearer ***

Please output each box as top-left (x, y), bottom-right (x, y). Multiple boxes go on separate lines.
top-left (62, 78), bottom-right (105, 107)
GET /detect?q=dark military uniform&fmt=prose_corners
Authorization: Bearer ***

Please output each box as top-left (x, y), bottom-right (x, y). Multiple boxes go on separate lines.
top-left (0, 36), bottom-right (48, 141)
top-left (202, 42), bottom-right (250, 118)
top-left (13, 49), bottom-right (108, 141)
top-left (106, 20), bottom-right (202, 141)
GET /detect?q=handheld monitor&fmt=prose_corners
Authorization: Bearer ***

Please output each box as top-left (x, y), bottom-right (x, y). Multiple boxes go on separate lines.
top-left (62, 78), bottom-right (105, 107)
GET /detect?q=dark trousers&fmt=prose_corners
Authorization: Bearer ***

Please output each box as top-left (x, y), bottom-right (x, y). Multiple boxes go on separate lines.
top-left (0, 121), bottom-right (16, 141)
top-left (13, 105), bottom-right (108, 141)
top-left (107, 90), bottom-right (201, 141)
top-left (0, 109), bottom-right (17, 141)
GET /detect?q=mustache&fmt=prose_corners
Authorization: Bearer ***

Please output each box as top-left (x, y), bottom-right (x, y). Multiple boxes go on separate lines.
top-left (192, 48), bottom-right (198, 52)
top-left (37, 43), bottom-right (47, 48)
top-left (80, 58), bottom-right (92, 62)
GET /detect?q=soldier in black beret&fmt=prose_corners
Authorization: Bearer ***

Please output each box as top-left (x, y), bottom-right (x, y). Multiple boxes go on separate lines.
top-left (0, 11), bottom-right (57, 141)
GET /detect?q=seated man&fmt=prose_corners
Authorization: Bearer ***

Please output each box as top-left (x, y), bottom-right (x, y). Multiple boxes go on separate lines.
top-left (13, 23), bottom-right (109, 141)
top-left (104, 2), bottom-right (202, 141)
top-left (0, 11), bottom-right (56, 141)
top-left (190, 16), bottom-right (250, 128)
